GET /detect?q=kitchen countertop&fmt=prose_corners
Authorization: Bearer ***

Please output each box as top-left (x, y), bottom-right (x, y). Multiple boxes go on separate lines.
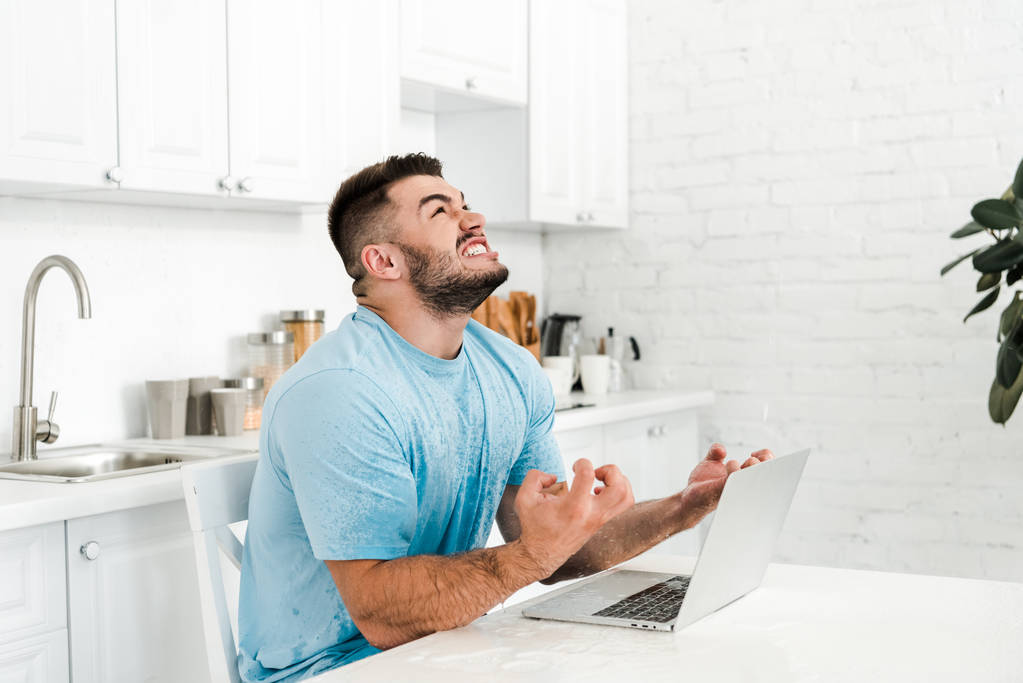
top-left (317, 553), bottom-right (1023, 682)
top-left (0, 433), bottom-right (259, 532)
top-left (552, 389), bottom-right (713, 432)
top-left (0, 389), bottom-right (713, 533)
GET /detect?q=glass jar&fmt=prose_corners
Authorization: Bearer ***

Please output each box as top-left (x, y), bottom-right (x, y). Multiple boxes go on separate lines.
top-left (246, 331), bottom-right (294, 400)
top-left (280, 309), bottom-right (325, 362)
top-left (223, 377), bottom-right (265, 430)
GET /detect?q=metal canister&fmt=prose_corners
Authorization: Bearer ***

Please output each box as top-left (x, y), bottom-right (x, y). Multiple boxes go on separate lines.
top-left (246, 331), bottom-right (294, 400)
top-left (223, 377), bottom-right (265, 430)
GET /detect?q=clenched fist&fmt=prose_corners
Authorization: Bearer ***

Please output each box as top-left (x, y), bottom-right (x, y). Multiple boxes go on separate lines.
top-left (514, 459), bottom-right (634, 578)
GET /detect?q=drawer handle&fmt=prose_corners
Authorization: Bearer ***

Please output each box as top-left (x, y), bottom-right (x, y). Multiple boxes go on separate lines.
top-left (80, 541), bottom-right (100, 561)
top-left (647, 425), bottom-right (668, 438)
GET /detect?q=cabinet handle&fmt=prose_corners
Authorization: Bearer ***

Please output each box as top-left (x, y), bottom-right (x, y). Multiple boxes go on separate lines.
top-left (105, 167), bottom-right (123, 184)
top-left (218, 176), bottom-right (236, 192)
top-left (647, 425), bottom-right (667, 438)
top-left (80, 541), bottom-right (100, 561)
top-left (465, 76), bottom-right (477, 91)
top-left (576, 211), bottom-right (587, 223)
top-left (586, 211), bottom-right (596, 222)
top-left (237, 176), bottom-right (254, 193)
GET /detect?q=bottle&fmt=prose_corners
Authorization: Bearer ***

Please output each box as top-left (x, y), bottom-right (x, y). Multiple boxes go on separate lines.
top-left (246, 331), bottom-right (294, 400)
top-left (280, 309), bottom-right (325, 362)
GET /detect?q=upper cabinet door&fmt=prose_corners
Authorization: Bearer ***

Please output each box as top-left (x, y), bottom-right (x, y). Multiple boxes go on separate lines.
top-left (400, 0), bottom-right (527, 105)
top-left (0, 0), bottom-right (117, 191)
top-left (116, 0), bottom-right (229, 195)
top-left (227, 0), bottom-right (323, 203)
top-left (320, 0), bottom-right (400, 198)
top-left (528, 0), bottom-right (581, 226)
top-left (578, 0), bottom-right (628, 228)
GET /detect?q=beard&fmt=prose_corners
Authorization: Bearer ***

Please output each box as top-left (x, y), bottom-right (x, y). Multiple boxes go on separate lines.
top-left (398, 242), bottom-right (509, 317)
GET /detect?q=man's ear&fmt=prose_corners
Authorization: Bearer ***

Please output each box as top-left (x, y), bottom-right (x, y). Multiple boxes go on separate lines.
top-left (361, 244), bottom-right (402, 282)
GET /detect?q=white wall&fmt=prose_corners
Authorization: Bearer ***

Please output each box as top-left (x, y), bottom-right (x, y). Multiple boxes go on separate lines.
top-left (0, 195), bottom-right (542, 450)
top-left (544, 0), bottom-right (1023, 581)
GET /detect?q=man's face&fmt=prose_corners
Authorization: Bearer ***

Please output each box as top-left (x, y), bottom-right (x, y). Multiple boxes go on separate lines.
top-left (386, 174), bottom-right (509, 316)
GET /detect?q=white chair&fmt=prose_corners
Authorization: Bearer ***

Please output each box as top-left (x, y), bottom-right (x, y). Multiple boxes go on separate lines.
top-left (182, 455), bottom-right (258, 683)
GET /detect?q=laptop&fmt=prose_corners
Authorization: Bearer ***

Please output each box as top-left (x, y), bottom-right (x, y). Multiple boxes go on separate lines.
top-left (522, 448), bottom-right (810, 632)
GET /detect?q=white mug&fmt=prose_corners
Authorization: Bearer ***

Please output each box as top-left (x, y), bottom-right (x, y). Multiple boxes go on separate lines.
top-left (542, 355), bottom-right (579, 384)
top-left (579, 354), bottom-right (611, 395)
top-left (542, 366), bottom-right (573, 398)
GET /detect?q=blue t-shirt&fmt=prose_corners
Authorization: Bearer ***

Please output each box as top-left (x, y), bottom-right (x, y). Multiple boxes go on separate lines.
top-left (237, 306), bottom-right (563, 682)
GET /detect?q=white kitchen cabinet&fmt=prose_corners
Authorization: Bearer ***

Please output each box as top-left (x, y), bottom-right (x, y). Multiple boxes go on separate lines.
top-left (0, 522), bottom-right (68, 683)
top-left (66, 501), bottom-right (210, 683)
top-left (603, 411), bottom-right (701, 556)
top-left (322, 0), bottom-right (400, 183)
top-left (572, 0), bottom-right (629, 228)
top-left (2, 0), bottom-right (396, 209)
top-left (0, 631), bottom-right (69, 683)
top-left (400, 0), bottom-right (527, 106)
top-left (227, 0), bottom-right (398, 204)
top-left (0, 0), bottom-right (117, 194)
top-left (529, 0), bottom-right (628, 229)
top-left (115, 0), bottom-right (230, 197)
top-left (435, 0), bottom-right (628, 230)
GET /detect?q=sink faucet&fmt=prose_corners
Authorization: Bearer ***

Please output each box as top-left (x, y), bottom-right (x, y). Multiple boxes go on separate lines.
top-left (12, 255), bottom-right (92, 461)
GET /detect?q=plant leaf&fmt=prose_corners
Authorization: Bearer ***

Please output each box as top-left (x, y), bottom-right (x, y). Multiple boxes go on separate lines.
top-left (989, 368), bottom-right (1023, 424)
top-left (940, 248), bottom-right (981, 276)
top-left (964, 286), bottom-right (1000, 322)
top-left (950, 221), bottom-right (985, 238)
top-left (977, 272), bottom-right (1000, 291)
top-left (1007, 264), bottom-right (1023, 286)
top-left (972, 240), bottom-right (1023, 273)
top-left (971, 198), bottom-right (1023, 230)
top-left (997, 339), bottom-right (1022, 388)
top-left (998, 292), bottom-right (1023, 340)
top-left (1014, 158), bottom-right (1023, 198)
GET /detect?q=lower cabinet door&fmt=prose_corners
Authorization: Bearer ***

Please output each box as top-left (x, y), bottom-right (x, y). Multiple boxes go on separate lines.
top-left (602, 410), bottom-right (702, 556)
top-left (555, 425), bottom-right (605, 485)
top-left (0, 630), bottom-right (69, 683)
top-left (66, 501), bottom-right (210, 683)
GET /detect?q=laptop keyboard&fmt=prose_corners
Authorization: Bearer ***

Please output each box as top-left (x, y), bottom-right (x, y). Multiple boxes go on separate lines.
top-left (592, 575), bottom-right (690, 623)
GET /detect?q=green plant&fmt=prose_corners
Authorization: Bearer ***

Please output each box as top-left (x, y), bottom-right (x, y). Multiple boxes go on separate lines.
top-left (942, 158), bottom-right (1023, 424)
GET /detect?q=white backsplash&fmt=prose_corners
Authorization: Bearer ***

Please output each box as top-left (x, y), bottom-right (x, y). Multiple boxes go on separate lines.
top-left (0, 195), bottom-right (542, 452)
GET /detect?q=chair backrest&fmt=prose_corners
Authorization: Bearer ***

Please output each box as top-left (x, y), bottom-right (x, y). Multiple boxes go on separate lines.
top-left (181, 455), bottom-right (258, 683)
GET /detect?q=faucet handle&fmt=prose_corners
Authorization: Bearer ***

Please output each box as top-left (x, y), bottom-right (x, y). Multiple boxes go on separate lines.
top-left (36, 391), bottom-right (60, 444)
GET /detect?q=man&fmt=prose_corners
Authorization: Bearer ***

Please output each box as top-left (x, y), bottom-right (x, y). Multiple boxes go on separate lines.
top-left (237, 153), bottom-right (772, 682)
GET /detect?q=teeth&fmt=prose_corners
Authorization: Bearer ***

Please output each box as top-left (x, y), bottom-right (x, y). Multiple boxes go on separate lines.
top-left (465, 244), bottom-right (487, 256)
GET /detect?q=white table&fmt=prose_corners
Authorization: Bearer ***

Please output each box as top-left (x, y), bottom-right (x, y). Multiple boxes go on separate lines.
top-left (315, 553), bottom-right (1023, 682)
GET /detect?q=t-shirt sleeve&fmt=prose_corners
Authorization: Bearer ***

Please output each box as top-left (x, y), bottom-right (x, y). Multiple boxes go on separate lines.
top-left (507, 356), bottom-right (564, 485)
top-left (269, 369), bottom-right (416, 561)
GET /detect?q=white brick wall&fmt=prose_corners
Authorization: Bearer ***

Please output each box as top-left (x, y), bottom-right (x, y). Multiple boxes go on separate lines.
top-left (544, 0), bottom-right (1023, 581)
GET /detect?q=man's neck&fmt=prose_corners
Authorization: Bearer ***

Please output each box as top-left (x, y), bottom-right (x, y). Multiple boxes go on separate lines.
top-left (362, 300), bottom-right (469, 360)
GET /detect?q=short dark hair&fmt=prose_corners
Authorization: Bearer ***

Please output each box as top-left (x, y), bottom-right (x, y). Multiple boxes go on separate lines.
top-left (327, 153), bottom-right (444, 294)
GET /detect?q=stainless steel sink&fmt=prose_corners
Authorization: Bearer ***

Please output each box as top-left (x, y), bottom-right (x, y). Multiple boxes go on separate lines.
top-left (0, 444), bottom-right (254, 483)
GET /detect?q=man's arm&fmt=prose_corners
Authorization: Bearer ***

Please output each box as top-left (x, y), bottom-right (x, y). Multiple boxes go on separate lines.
top-left (497, 444), bottom-right (774, 584)
top-left (325, 460), bottom-right (633, 650)
top-left (326, 541), bottom-right (541, 650)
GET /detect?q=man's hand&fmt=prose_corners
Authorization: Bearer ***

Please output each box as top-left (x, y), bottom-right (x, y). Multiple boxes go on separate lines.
top-left (514, 459), bottom-right (634, 578)
top-left (678, 443), bottom-right (773, 526)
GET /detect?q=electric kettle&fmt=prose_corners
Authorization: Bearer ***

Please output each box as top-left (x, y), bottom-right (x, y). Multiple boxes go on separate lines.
top-left (540, 313), bottom-right (582, 359)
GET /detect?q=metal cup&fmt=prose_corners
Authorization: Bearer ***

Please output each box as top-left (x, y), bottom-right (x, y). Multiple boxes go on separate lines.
top-left (186, 376), bottom-right (221, 435)
top-left (145, 379), bottom-right (189, 439)
top-left (210, 388), bottom-right (247, 437)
